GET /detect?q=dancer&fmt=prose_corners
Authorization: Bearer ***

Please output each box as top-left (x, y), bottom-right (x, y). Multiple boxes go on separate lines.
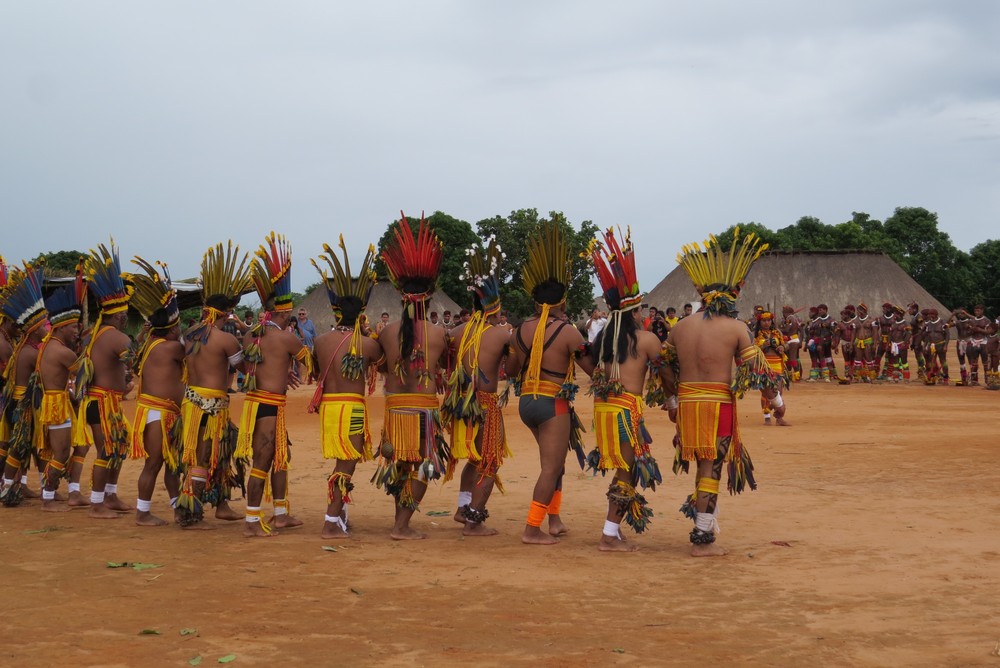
top-left (36, 266), bottom-right (87, 511)
top-left (585, 228), bottom-right (668, 551)
top-left (442, 236), bottom-right (511, 537)
top-left (665, 228), bottom-right (780, 556)
top-left (507, 222), bottom-right (594, 545)
top-left (753, 311), bottom-right (790, 424)
top-left (833, 306), bottom-right (856, 383)
top-left (779, 306), bottom-right (804, 381)
top-left (372, 213), bottom-right (450, 540)
top-left (921, 308), bottom-right (952, 385)
top-left (176, 242), bottom-right (253, 526)
top-left (76, 241), bottom-right (134, 518)
top-left (128, 258), bottom-right (185, 526)
top-left (852, 303), bottom-right (877, 382)
top-left (238, 233), bottom-right (314, 537)
top-left (886, 305), bottom-right (912, 382)
top-left (310, 238), bottom-right (380, 538)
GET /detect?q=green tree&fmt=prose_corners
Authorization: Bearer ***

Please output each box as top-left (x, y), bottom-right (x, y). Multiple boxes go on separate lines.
top-left (374, 211), bottom-right (479, 305)
top-left (969, 239), bottom-right (1000, 317)
top-left (33, 250), bottom-right (87, 277)
top-left (773, 216), bottom-right (838, 250)
top-left (882, 207), bottom-right (966, 307)
top-left (476, 208), bottom-right (598, 320)
top-left (713, 222), bottom-right (782, 251)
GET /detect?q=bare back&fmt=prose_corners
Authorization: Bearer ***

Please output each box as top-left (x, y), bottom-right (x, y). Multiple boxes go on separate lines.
top-left (598, 328), bottom-right (664, 395)
top-left (508, 313), bottom-right (589, 384)
top-left (186, 325), bottom-right (242, 392)
top-left (668, 311), bottom-right (751, 384)
top-left (244, 325), bottom-right (305, 395)
top-left (39, 336), bottom-right (78, 392)
top-left (379, 319), bottom-right (448, 395)
top-left (314, 328), bottom-right (381, 394)
top-left (138, 336), bottom-right (185, 404)
top-left (90, 325), bottom-right (131, 392)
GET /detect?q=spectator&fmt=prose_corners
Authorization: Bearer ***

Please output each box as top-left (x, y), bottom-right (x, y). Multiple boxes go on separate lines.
top-left (585, 308), bottom-right (608, 344)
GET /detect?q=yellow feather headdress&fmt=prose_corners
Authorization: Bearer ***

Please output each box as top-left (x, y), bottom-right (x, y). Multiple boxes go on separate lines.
top-left (676, 227), bottom-right (768, 316)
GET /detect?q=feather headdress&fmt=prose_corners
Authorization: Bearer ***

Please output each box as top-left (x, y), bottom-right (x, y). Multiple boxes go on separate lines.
top-left (311, 236), bottom-right (378, 382)
top-left (381, 211), bottom-right (442, 298)
top-left (0, 261), bottom-right (46, 333)
top-left (187, 241), bottom-right (252, 352)
top-left (86, 240), bottom-right (130, 316)
top-left (251, 232), bottom-right (294, 314)
top-left (312, 235), bottom-right (377, 315)
top-left (522, 221), bottom-right (571, 305)
top-left (588, 227), bottom-right (641, 313)
top-left (461, 235), bottom-right (503, 317)
top-left (45, 260), bottom-right (87, 329)
top-left (0, 256), bottom-right (10, 324)
top-left (676, 227), bottom-right (768, 317)
top-left (128, 257), bottom-right (180, 331)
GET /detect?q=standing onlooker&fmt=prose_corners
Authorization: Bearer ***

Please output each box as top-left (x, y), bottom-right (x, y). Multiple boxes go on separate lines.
top-left (585, 308), bottom-right (608, 344)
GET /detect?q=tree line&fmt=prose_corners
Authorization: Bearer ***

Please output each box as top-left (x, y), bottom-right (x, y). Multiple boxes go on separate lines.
top-left (27, 205), bottom-right (999, 321)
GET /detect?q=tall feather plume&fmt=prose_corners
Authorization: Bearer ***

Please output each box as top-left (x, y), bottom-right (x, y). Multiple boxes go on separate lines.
top-left (676, 226), bottom-right (768, 316)
top-left (128, 257), bottom-right (179, 327)
top-left (250, 232), bottom-right (293, 312)
top-left (311, 235), bottom-right (377, 313)
top-left (382, 211), bottom-right (443, 291)
top-left (521, 221), bottom-right (571, 299)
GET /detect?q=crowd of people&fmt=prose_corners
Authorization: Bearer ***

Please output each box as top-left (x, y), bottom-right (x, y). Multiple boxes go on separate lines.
top-left (0, 222), bottom-right (784, 556)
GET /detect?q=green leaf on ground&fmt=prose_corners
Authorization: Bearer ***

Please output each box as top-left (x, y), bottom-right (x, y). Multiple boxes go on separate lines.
top-left (321, 546), bottom-right (337, 552)
top-left (189, 656), bottom-right (203, 666)
top-left (23, 526), bottom-right (63, 534)
top-left (425, 510), bottom-right (450, 516)
top-left (218, 654), bottom-right (237, 664)
top-left (350, 587), bottom-right (363, 596)
top-left (107, 562), bottom-right (127, 568)
top-left (138, 629), bottom-right (161, 635)
top-left (612, 648), bottom-right (626, 654)
top-left (180, 628), bottom-right (198, 636)
top-left (131, 563), bottom-right (163, 571)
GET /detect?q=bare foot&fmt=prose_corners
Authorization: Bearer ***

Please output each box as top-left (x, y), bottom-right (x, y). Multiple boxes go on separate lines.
top-left (271, 514), bottom-right (303, 529)
top-left (67, 491), bottom-right (90, 508)
top-left (776, 417), bottom-right (792, 426)
top-left (22, 486), bottom-right (41, 499)
top-left (41, 499), bottom-right (72, 513)
top-left (320, 521), bottom-right (349, 539)
top-left (214, 501), bottom-right (242, 521)
top-left (135, 511), bottom-right (168, 526)
top-left (522, 525), bottom-right (560, 545)
top-left (53, 490), bottom-right (68, 501)
top-left (691, 543), bottom-right (729, 557)
top-left (547, 515), bottom-right (569, 537)
top-left (104, 494), bottom-right (133, 512)
top-left (463, 523), bottom-right (499, 537)
top-left (390, 526), bottom-right (428, 540)
top-left (453, 507), bottom-right (468, 525)
top-left (599, 534), bottom-right (639, 552)
top-left (88, 503), bottom-right (122, 519)
top-left (243, 522), bottom-right (278, 538)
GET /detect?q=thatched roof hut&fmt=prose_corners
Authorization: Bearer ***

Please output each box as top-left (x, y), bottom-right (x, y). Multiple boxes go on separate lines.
top-left (642, 250), bottom-right (950, 318)
top-left (297, 282), bottom-right (464, 332)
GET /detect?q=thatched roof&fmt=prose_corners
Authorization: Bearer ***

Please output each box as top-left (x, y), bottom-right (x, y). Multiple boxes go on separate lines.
top-left (642, 250), bottom-right (950, 317)
top-left (297, 282), bottom-right (464, 332)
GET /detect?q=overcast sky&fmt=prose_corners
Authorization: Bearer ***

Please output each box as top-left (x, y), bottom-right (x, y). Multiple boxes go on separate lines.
top-left (2, 1), bottom-right (997, 296)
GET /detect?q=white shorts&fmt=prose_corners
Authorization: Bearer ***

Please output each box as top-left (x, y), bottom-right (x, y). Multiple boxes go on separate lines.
top-left (145, 409), bottom-right (162, 425)
top-left (49, 419), bottom-right (72, 431)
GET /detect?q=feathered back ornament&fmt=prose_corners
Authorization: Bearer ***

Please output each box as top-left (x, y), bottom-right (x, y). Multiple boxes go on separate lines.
top-left (522, 221), bottom-right (571, 305)
top-left (44, 259), bottom-right (87, 329)
top-left (676, 227), bottom-right (769, 317)
top-left (311, 236), bottom-right (378, 381)
top-left (187, 241), bottom-right (252, 352)
top-left (0, 255), bottom-right (10, 324)
top-left (251, 232), bottom-right (294, 314)
top-left (588, 227), bottom-right (641, 313)
top-left (86, 240), bottom-right (130, 316)
top-left (462, 236), bottom-right (503, 317)
top-left (129, 257), bottom-right (180, 331)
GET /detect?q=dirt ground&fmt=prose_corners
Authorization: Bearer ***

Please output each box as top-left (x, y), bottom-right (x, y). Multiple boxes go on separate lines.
top-left (2, 353), bottom-right (999, 667)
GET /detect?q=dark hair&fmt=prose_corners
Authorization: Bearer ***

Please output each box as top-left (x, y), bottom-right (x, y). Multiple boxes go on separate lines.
top-left (591, 311), bottom-right (638, 366)
top-left (532, 279), bottom-right (566, 306)
top-left (337, 296), bottom-right (363, 327)
top-left (205, 294), bottom-right (232, 312)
